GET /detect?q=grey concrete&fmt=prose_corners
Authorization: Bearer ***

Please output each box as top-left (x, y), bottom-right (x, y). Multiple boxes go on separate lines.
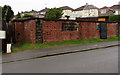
top-left (2, 41), bottom-right (119, 63)
top-left (2, 46), bottom-right (118, 73)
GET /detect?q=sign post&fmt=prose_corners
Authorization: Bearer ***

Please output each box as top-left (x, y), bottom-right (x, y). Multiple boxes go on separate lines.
top-left (0, 30), bottom-right (6, 39)
top-left (0, 30), bottom-right (6, 53)
top-left (0, 30), bottom-right (11, 53)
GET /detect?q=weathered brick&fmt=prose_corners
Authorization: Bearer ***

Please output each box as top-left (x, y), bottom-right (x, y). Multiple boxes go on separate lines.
top-left (13, 19), bottom-right (118, 43)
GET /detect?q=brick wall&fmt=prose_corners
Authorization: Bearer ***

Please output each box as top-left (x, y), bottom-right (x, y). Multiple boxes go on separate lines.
top-left (107, 23), bottom-right (117, 37)
top-left (76, 17), bottom-right (99, 21)
top-left (42, 21), bottom-right (81, 43)
top-left (62, 21), bottom-right (81, 41)
top-left (14, 22), bottom-right (25, 42)
top-left (14, 20), bottom-right (36, 43)
top-left (13, 19), bottom-right (118, 43)
top-left (80, 22), bottom-right (100, 39)
top-left (24, 20), bottom-right (36, 43)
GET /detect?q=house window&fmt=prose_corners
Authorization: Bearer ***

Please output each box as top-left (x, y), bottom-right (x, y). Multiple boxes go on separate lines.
top-left (100, 10), bottom-right (107, 14)
top-left (91, 9), bottom-right (94, 12)
top-left (85, 10), bottom-right (89, 13)
top-left (62, 22), bottom-right (79, 31)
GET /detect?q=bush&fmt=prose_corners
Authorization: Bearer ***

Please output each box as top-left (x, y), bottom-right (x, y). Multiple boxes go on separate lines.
top-left (23, 14), bottom-right (34, 18)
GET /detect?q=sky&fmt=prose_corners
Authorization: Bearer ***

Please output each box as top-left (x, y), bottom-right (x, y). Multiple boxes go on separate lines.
top-left (0, 0), bottom-right (120, 14)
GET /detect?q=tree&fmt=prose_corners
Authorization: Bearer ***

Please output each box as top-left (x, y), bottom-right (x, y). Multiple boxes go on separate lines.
top-left (45, 8), bottom-right (63, 19)
top-left (2, 5), bottom-right (14, 22)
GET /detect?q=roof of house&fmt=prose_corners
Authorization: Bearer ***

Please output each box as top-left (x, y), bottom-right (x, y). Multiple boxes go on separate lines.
top-left (110, 5), bottom-right (120, 10)
top-left (21, 10), bottom-right (38, 14)
top-left (59, 6), bottom-right (74, 10)
top-left (39, 8), bottom-right (49, 12)
top-left (99, 6), bottom-right (111, 10)
top-left (74, 4), bottom-right (98, 11)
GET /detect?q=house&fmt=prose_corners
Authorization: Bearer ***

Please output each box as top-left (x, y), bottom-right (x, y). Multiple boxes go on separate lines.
top-left (98, 6), bottom-right (115, 16)
top-left (20, 9), bottom-right (46, 18)
top-left (20, 10), bottom-right (40, 17)
top-left (39, 7), bottom-right (49, 17)
top-left (73, 3), bottom-right (98, 18)
top-left (59, 6), bottom-right (74, 19)
top-left (110, 5), bottom-right (120, 15)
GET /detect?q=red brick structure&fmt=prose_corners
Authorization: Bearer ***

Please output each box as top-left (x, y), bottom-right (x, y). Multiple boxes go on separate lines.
top-left (80, 22), bottom-right (100, 39)
top-left (42, 20), bottom-right (81, 43)
top-left (14, 22), bottom-right (24, 42)
top-left (76, 17), bottom-right (99, 21)
top-left (107, 23), bottom-right (117, 37)
top-left (13, 19), bottom-right (37, 43)
top-left (12, 18), bottom-right (118, 43)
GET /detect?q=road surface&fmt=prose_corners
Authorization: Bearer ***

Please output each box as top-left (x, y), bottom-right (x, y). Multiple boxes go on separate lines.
top-left (2, 46), bottom-right (118, 73)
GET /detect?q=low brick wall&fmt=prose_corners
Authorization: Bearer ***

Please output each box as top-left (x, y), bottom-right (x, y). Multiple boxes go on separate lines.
top-left (24, 20), bottom-right (36, 43)
top-left (107, 23), bottom-right (117, 37)
top-left (12, 19), bottom-right (118, 43)
top-left (13, 20), bottom-right (36, 43)
top-left (42, 21), bottom-right (81, 43)
top-left (14, 22), bottom-right (25, 42)
top-left (80, 22), bottom-right (100, 39)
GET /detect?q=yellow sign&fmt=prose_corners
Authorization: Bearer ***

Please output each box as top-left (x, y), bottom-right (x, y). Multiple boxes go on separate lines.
top-left (98, 18), bottom-right (106, 21)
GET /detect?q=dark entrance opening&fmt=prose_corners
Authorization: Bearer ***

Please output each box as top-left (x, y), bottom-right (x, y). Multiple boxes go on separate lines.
top-left (99, 22), bottom-right (107, 39)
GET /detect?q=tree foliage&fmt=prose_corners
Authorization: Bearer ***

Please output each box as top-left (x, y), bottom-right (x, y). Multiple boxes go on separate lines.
top-left (45, 8), bottom-right (63, 19)
top-left (2, 5), bottom-right (14, 22)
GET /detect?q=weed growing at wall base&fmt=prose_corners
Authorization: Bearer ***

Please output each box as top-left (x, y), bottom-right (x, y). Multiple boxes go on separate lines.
top-left (12, 37), bottom-right (120, 53)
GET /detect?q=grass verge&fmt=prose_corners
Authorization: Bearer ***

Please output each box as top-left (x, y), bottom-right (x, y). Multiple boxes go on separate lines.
top-left (12, 37), bottom-right (120, 53)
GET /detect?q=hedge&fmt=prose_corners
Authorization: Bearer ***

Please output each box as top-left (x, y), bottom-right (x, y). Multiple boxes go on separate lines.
top-left (109, 15), bottom-right (120, 21)
top-left (99, 15), bottom-right (120, 22)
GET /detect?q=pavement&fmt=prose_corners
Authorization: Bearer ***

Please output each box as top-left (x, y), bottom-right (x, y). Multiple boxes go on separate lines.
top-left (3, 46), bottom-right (118, 73)
top-left (2, 41), bottom-right (119, 63)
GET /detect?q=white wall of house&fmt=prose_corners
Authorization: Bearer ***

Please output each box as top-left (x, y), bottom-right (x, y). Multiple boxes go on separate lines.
top-left (81, 9), bottom-right (98, 17)
top-left (62, 10), bottom-right (73, 17)
top-left (71, 11), bottom-right (82, 18)
top-left (70, 9), bottom-right (98, 18)
top-left (61, 10), bottom-right (75, 19)
top-left (114, 10), bottom-right (118, 15)
top-left (99, 9), bottom-right (108, 14)
top-left (40, 12), bottom-right (46, 15)
top-left (114, 10), bottom-right (120, 15)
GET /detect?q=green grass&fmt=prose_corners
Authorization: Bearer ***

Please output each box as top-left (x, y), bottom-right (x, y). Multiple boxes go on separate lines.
top-left (12, 37), bottom-right (120, 53)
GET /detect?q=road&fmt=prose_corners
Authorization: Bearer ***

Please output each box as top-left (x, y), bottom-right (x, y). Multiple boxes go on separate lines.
top-left (3, 46), bottom-right (118, 73)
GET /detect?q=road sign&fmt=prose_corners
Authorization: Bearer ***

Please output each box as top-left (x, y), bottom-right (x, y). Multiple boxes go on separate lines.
top-left (0, 30), bottom-right (6, 39)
